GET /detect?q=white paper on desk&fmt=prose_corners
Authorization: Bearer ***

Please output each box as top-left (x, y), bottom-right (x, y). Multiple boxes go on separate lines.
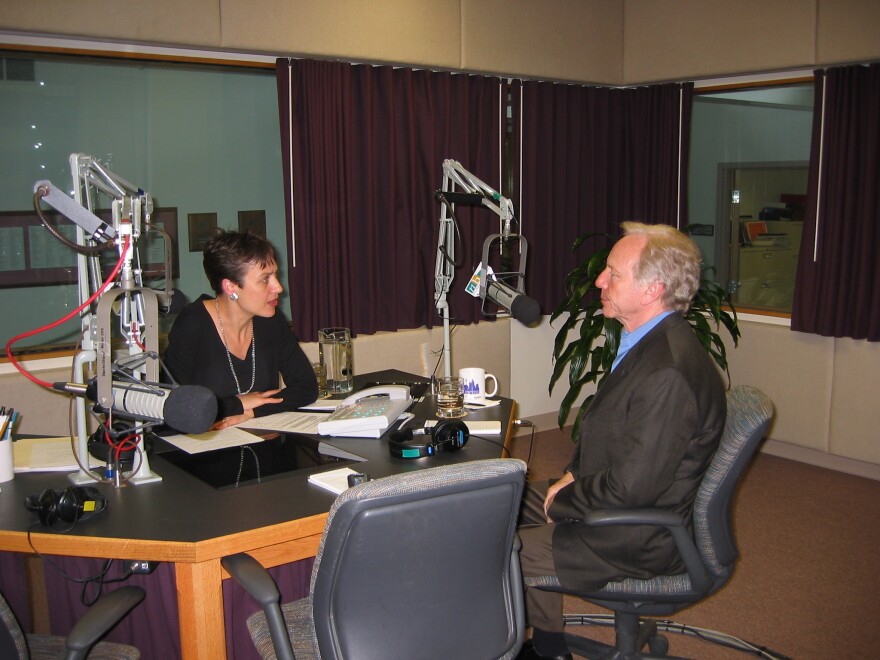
top-left (238, 411), bottom-right (326, 434)
top-left (300, 399), bottom-right (340, 412)
top-left (308, 467), bottom-right (360, 495)
top-left (162, 427), bottom-right (262, 454)
top-left (13, 436), bottom-right (102, 472)
top-left (465, 399), bottom-right (501, 410)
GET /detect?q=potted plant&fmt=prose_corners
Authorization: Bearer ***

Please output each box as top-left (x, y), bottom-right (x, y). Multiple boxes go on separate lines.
top-left (549, 230), bottom-right (740, 441)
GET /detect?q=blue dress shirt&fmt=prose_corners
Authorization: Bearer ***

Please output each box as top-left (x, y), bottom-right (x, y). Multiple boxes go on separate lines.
top-left (610, 311), bottom-right (675, 372)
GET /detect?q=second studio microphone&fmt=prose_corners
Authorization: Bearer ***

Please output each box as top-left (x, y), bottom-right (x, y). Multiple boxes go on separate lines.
top-left (483, 279), bottom-right (541, 325)
top-left (53, 379), bottom-right (218, 434)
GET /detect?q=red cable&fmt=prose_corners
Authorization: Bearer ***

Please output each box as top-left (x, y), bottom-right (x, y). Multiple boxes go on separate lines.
top-left (5, 236), bottom-right (131, 388)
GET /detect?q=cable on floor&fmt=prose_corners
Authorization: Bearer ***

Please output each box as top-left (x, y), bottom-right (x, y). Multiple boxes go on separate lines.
top-left (563, 613), bottom-right (792, 660)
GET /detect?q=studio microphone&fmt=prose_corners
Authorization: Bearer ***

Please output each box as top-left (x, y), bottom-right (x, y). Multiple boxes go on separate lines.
top-left (34, 180), bottom-right (116, 242)
top-left (53, 379), bottom-right (217, 434)
top-left (484, 279), bottom-right (541, 325)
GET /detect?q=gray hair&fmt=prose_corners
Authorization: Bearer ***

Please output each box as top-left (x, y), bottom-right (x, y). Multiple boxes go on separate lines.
top-left (621, 222), bottom-right (702, 313)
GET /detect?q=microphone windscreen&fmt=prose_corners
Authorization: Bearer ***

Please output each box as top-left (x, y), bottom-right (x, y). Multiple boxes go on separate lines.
top-left (164, 385), bottom-right (218, 434)
top-left (511, 294), bottom-right (541, 325)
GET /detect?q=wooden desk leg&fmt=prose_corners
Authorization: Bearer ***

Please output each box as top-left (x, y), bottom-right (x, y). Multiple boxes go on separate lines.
top-left (23, 555), bottom-right (49, 634)
top-left (176, 559), bottom-right (227, 660)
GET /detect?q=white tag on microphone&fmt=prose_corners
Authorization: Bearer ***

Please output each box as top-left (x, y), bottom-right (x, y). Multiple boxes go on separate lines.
top-left (465, 263), bottom-right (495, 298)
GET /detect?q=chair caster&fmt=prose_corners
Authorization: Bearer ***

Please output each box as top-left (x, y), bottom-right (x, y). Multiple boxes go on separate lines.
top-left (647, 634), bottom-right (669, 656)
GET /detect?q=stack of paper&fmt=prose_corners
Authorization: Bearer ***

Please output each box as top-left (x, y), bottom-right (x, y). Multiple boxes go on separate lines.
top-left (13, 436), bottom-right (102, 473)
top-left (307, 467), bottom-right (361, 495)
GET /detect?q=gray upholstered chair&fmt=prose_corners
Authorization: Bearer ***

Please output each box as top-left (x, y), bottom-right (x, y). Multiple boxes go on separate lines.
top-left (223, 458), bottom-right (527, 660)
top-left (527, 385), bottom-right (774, 659)
top-left (0, 585), bottom-right (144, 660)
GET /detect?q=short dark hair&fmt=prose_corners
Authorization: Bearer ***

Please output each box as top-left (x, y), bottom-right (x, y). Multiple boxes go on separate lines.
top-left (202, 230), bottom-right (277, 294)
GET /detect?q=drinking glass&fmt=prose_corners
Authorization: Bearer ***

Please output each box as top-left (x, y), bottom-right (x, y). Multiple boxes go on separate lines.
top-left (435, 376), bottom-right (466, 419)
top-left (318, 328), bottom-right (353, 394)
top-left (312, 362), bottom-right (328, 398)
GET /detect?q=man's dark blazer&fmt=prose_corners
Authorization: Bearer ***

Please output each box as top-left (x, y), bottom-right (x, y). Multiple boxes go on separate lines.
top-left (548, 312), bottom-right (726, 592)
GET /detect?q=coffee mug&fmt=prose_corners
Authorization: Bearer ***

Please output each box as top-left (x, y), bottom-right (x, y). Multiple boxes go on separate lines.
top-left (0, 438), bottom-right (13, 483)
top-left (458, 367), bottom-right (498, 403)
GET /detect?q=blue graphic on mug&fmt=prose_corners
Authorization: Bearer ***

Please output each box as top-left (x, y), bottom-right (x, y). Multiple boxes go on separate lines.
top-left (463, 378), bottom-right (481, 396)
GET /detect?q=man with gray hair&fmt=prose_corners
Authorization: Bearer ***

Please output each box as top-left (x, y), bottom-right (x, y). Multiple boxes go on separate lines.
top-left (516, 222), bottom-right (726, 660)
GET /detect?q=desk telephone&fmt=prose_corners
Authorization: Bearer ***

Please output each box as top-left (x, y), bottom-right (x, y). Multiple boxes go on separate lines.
top-left (317, 385), bottom-right (413, 438)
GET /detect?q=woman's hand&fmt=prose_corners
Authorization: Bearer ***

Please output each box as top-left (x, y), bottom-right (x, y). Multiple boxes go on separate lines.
top-left (211, 390), bottom-right (283, 430)
top-left (543, 471), bottom-right (575, 523)
top-left (212, 409), bottom-right (254, 430)
top-left (237, 389), bottom-right (283, 413)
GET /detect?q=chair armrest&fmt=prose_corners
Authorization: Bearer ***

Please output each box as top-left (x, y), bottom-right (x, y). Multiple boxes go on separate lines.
top-left (221, 553), bottom-right (296, 660)
top-left (222, 553), bottom-right (281, 607)
top-left (584, 508), bottom-right (682, 528)
top-left (64, 586), bottom-right (145, 660)
top-left (585, 508), bottom-right (712, 592)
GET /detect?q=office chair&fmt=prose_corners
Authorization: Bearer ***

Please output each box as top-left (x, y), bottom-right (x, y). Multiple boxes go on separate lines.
top-left (0, 585), bottom-right (144, 660)
top-left (223, 458), bottom-right (527, 660)
top-left (526, 385), bottom-right (774, 659)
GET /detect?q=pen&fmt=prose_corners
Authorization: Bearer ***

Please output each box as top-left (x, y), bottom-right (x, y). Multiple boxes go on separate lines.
top-left (3, 411), bottom-right (17, 441)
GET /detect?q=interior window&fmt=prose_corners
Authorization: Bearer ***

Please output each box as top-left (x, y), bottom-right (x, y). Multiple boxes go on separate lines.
top-left (0, 51), bottom-right (282, 351)
top-left (688, 83), bottom-right (813, 314)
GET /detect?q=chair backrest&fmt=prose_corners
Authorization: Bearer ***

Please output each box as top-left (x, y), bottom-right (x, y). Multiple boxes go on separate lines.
top-left (0, 591), bottom-right (28, 660)
top-left (308, 458), bottom-right (526, 660)
top-left (694, 385), bottom-right (774, 579)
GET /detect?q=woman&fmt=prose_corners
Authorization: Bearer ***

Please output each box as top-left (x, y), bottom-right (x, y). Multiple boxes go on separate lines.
top-left (165, 230), bottom-right (317, 429)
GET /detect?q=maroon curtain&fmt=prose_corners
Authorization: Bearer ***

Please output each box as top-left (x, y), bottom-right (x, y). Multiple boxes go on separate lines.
top-left (792, 64), bottom-right (880, 341)
top-left (511, 81), bottom-right (692, 312)
top-left (277, 59), bottom-right (502, 341)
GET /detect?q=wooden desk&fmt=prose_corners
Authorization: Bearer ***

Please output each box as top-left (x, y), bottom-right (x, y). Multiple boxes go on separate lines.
top-left (0, 372), bottom-right (515, 659)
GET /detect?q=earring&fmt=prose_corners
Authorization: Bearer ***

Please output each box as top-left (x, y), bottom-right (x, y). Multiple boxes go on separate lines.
top-left (230, 292), bottom-right (239, 302)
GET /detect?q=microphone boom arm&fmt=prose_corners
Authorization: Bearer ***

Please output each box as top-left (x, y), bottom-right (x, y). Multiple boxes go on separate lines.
top-left (434, 159), bottom-right (531, 379)
top-left (33, 153), bottom-right (168, 486)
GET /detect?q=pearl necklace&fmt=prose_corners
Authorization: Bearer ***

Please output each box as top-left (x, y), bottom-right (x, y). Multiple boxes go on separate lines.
top-left (215, 298), bottom-right (256, 395)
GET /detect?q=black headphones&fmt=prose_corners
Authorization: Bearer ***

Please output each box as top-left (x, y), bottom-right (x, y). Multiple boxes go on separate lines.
top-left (388, 420), bottom-right (469, 459)
top-left (24, 486), bottom-right (107, 527)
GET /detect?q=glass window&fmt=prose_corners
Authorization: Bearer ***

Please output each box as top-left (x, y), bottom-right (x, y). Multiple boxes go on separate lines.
top-left (689, 82), bottom-right (813, 314)
top-left (0, 51), bottom-right (283, 350)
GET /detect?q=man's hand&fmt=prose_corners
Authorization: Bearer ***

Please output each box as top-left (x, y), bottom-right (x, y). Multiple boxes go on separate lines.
top-left (543, 471), bottom-right (575, 522)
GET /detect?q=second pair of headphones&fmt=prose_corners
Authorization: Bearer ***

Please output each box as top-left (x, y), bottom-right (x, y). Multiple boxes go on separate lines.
top-left (388, 419), bottom-right (469, 459)
top-left (24, 486), bottom-right (107, 527)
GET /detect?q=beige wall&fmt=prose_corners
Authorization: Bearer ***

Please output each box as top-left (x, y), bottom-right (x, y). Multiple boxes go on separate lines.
top-left (461, 0), bottom-right (624, 84)
top-left (624, 0), bottom-right (880, 84)
top-left (2, 1), bottom-right (878, 84)
top-left (722, 318), bottom-right (880, 478)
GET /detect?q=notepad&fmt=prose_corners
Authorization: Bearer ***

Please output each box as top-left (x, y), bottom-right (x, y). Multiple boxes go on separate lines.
top-left (424, 420), bottom-right (501, 435)
top-left (13, 436), bottom-right (102, 472)
top-left (308, 467), bottom-right (361, 495)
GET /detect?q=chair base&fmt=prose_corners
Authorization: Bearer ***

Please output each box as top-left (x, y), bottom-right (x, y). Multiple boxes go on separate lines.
top-left (563, 613), bottom-right (690, 660)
